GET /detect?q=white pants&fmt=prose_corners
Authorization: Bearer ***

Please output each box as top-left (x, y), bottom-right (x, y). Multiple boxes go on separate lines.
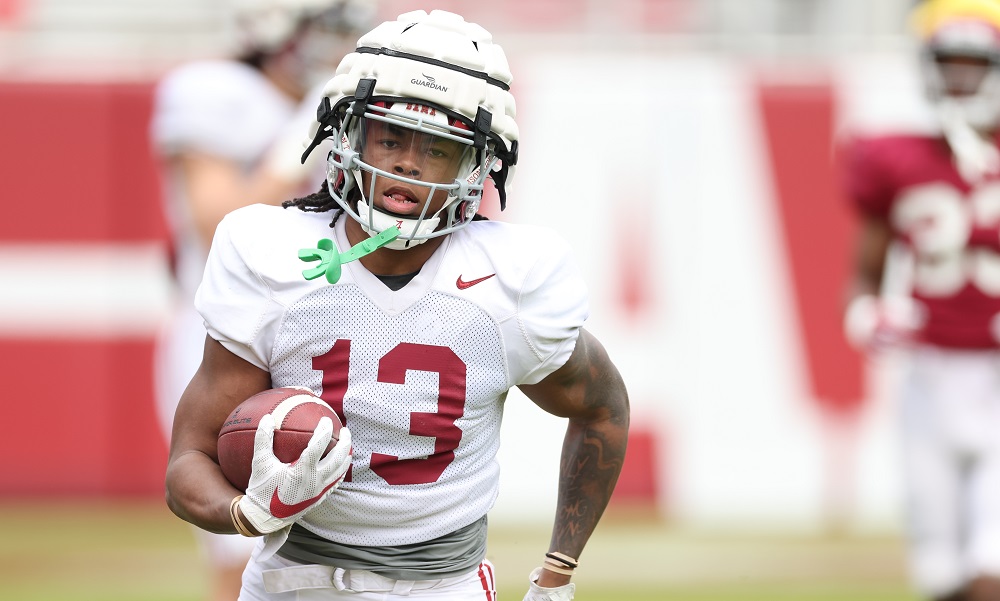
top-left (239, 540), bottom-right (497, 600)
top-left (899, 346), bottom-right (1000, 597)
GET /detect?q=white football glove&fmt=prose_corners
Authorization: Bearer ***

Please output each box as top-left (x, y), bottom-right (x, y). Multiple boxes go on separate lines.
top-left (238, 414), bottom-right (352, 534)
top-left (844, 294), bottom-right (926, 352)
top-left (522, 568), bottom-right (576, 601)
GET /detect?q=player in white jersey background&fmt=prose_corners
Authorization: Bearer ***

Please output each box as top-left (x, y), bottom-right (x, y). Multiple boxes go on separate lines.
top-left (163, 9), bottom-right (629, 601)
top-left (841, 1), bottom-right (1000, 600)
top-left (150, 1), bottom-right (375, 600)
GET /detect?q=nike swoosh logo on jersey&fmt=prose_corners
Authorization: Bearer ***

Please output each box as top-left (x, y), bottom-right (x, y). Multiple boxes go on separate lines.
top-left (456, 273), bottom-right (496, 289)
top-left (269, 477), bottom-right (342, 519)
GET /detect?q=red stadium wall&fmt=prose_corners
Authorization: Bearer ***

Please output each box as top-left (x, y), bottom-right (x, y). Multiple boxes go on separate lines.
top-left (757, 81), bottom-right (865, 417)
top-left (0, 82), bottom-right (168, 497)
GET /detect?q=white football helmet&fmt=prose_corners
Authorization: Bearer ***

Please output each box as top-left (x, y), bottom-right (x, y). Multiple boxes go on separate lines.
top-left (301, 10), bottom-right (519, 250)
top-left (230, 0), bottom-right (377, 54)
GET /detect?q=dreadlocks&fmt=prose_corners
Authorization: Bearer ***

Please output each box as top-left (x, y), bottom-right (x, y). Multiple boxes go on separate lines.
top-left (282, 180), bottom-right (343, 228)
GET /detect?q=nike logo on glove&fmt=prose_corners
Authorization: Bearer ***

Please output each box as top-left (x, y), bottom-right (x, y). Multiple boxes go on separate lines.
top-left (456, 273), bottom-right (496, 290)
top-left (269, 476), bottom-right (344, 519)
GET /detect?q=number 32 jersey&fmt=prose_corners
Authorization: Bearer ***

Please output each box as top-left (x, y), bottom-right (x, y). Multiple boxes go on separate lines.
top-left (196, 204), bottom-right (589, 546)
top-left (844, 134), bottom-right (1000, 348)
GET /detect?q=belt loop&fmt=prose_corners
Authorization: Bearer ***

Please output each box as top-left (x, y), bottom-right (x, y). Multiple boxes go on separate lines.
top-left (391, 579), bottom-right (414, 595)
top-left (332, 567), bottom-right (349, 591)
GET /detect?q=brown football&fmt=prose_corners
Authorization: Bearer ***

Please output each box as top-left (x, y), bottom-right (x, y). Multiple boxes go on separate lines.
top-left (217, 387), bottom-right (342, 491)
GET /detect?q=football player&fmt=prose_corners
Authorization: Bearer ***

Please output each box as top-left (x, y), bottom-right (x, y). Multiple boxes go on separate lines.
top-left (841, 1), bottom-right (1000, 600)
top-left (163, 9), bottom-right (630, 601)
top-left (150, 1), bottom-right (375, 600)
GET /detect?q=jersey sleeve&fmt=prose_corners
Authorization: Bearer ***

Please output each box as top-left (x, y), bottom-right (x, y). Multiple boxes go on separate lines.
top-left (150, 63), bottom-right (268, 162)
top-left (512, 234), bottom-right (590, 385)
top-left (194, 210), bottom-right (284, 370)
top-left (839, 135), bottom-right (896, 218)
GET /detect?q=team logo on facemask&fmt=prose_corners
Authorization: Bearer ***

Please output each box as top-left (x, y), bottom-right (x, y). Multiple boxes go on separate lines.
top-left (411, 73), bottom-right (448, 92)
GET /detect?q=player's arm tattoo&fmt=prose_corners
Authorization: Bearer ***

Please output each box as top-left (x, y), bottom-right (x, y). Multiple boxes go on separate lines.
top-left (523, 329), bottom-right (630, 559)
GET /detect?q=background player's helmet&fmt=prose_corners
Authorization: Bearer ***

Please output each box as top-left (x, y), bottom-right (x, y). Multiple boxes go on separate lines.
top-left (301, 10), bottom-right (519, 249)
top-left (912, 0), bottom-right (1000, 130)
top-left (231, 0), bottom-right (377, 55)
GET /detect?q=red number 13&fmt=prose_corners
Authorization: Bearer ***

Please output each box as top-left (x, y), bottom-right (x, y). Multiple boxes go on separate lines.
top-left (312, 340), bottom-right (466, 485)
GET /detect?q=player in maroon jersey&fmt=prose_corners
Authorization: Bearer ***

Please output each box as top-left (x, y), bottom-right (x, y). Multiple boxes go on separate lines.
top-left (842, 2), bottom-right (1000, 600)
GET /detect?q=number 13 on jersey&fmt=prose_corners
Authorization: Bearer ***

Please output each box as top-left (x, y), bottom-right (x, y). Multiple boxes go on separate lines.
top-left (312, 339), bottom-right (467, 485)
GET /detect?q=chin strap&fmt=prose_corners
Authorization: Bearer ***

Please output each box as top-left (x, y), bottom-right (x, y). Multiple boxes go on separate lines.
top-left (356, 197), bottom-right (440, 250)
top-left (298, 226), bottom-right (401, 284)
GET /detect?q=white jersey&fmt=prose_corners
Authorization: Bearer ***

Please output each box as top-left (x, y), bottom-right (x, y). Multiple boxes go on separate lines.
top-left (197, 205), bottom-right (589, 546)
top-left (150, 59), bottom-right (298, 305)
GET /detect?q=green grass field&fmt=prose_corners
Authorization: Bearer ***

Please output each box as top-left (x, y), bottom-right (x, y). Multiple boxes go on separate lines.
top-left (0, 500), bottom-right (919, 601)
